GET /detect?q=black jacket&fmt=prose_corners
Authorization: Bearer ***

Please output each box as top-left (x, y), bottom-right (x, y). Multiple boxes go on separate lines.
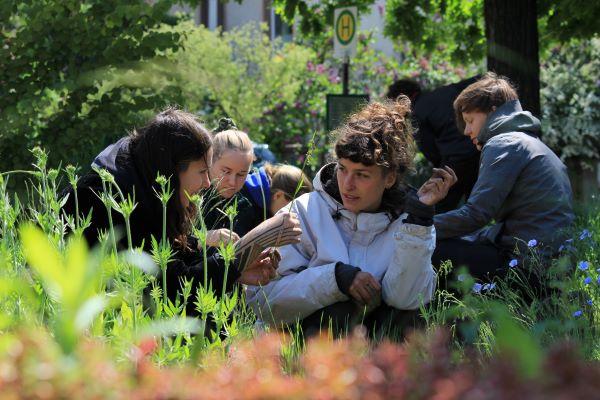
top-left (201, 186), bottom-right (266, 238)
top-left (413, 76), bottom-right (480, 166)
top-left (61, 138), bottom-right (239, 317)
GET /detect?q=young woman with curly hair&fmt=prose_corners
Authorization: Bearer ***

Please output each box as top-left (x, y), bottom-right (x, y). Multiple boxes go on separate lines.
top-left (247, 99), bottom-right (456, 339)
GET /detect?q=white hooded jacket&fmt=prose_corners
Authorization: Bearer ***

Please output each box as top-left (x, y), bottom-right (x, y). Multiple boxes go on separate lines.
top-left (246, 164), bottom-right (437, 325)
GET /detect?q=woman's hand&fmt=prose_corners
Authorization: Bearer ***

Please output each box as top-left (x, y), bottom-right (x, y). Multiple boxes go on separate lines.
top-left (417, 166), bottom-right (458, 206)
top-left (237, 248), bottom-right (280, 286)
top-left (205, 228), bottom-right (240, 247)
top-left (348, 271), bottom-right (382, 307)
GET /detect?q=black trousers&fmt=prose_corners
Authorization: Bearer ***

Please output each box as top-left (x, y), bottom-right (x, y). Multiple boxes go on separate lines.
top-left (300, 301), bottom-right (424, 341)
top-left (432, 237), bottom-right (509, 285)
top-left (435, 155), bottom-right (480, 214)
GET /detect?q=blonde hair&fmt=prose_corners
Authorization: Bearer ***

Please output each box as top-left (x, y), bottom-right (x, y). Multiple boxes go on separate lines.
top-left (264, 163), bottom-right (313, 200)
top-left (212, 129), bottom-right (253, 161)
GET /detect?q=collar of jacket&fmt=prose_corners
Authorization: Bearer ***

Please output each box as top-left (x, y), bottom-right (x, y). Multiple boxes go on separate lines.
top-left (477, 100), bottom-right (541, 146)
top-left (312, 163), bottom-right (401, 234)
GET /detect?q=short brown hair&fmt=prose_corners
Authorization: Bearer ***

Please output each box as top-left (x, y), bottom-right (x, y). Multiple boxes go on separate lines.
top-left (453, 72), bottom-right (519, 130)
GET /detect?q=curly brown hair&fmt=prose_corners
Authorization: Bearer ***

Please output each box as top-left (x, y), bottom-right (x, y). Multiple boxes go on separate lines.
top-left (334, 97), bottom-right (416, 178)
top-left (331, 98), bottom-right (416, 212)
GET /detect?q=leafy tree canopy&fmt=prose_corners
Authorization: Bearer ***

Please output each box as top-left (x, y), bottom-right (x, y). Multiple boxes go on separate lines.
top-left (274, 0), bottom-right (600, 62)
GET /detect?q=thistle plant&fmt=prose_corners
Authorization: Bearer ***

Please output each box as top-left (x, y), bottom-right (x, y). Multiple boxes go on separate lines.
top-left (152, 173), bottom-right (174, 308)
top-left (64, 165), bottom-right (81, 228)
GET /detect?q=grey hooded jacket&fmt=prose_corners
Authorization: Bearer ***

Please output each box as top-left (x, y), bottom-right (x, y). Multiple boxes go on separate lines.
top-left (434, 100), bottom-right (574, 253)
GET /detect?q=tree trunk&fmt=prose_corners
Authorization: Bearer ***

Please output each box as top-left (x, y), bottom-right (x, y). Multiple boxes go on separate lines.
top-left (484, 0), bottom-right (540, 118)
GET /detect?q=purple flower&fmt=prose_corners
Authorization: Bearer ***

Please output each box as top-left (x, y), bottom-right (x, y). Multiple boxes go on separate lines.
top-left (584, 277), bottom-right (592, 285)
top-left (294, 101), bottom-right (303, 109)
top-left (587, 299), bottom-right (593, 306)
top-left (527, 239), bottom-right (538, 248)
top-left (328, 74), bottom-right (340, 84)
top-left (306, 61), bottom-right (315, 72)
top-left (509, 259), bottom-right (518, 268)
top-left (316, 64), bottom-right (326, 74)
top-left (472, 283), bottom-right (483, 294)
top-left (578, 261), bottom-right (590, 271)
top-left (310, 109), bottom-right (318, 117)
top-left (306, 78), bottom-right (314, 87)
top-left (572, 310), bottom-right (583, 318)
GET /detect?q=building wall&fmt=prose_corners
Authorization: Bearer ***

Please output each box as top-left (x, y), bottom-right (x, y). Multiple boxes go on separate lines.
top-left (192, 0), bottom-right (397, 57)
top-left (224, 0), bottom-right (265, 31)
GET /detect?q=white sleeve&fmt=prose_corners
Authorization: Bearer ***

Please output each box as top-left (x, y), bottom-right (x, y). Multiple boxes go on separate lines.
top-left (245, 198), bottom-right (348, 325)
top-left (381, 220), bottom-right (437, 310)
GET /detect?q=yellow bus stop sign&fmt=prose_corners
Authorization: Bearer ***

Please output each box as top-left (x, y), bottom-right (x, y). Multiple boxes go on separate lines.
top-left (334, 7), bottom-right (357, 59)
top-left (336, 10), bottom-right (356, 45)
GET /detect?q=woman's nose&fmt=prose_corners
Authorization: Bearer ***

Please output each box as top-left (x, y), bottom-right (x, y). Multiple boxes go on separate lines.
top-left (344, 175), bottom-right (355, 190)
top-left (202, 173), bottom-right (211, 189)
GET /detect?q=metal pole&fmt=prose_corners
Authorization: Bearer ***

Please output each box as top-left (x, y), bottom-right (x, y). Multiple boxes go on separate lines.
top-left (342, 56), bottom-right (349, 95)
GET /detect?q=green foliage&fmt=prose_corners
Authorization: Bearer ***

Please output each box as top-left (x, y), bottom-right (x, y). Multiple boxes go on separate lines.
top-left (0, 0), bottom-right (187, 175)
top-left (385, 0), bottom-right (485, 63)
top-left (539, 0), bottom-right (600, 43)
top-left (540, 37), bottom-right (600, 165)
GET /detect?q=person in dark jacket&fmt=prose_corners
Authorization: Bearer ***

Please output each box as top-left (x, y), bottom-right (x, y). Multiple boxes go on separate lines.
top-left (61, 108), bottom-right (301, 317)
top-left (387, 76), bottom-right (480, 213)
top-left (430, 73), bottom-right (575, 283)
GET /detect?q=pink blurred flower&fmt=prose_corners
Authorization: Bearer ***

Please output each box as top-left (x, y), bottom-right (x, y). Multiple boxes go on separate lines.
top-left (418, 57), bottom-right (430, 70)
top-left (306, 61), bottom-right (315, 72)
top-left (316, 64), bottom-right (326, 74)
top-left (376, 66), bottom-right (386, 74)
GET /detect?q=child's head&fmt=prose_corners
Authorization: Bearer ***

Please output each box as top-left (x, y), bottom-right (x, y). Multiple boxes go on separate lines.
top-left (210, 120), bottom-right (254, 199)
top-left (333, 98), bottom-right (415, 214)
top-left (264, 164), bottom-right (313, 214)
top-left (453, 72), bottom-right (518, 149)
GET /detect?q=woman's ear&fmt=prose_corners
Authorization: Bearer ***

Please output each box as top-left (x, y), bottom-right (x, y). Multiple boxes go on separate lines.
top-left (385, 170), bottom-right (397, 189)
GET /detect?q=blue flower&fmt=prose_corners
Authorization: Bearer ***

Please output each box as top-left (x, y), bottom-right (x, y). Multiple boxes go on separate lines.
top-left (527, 239), bottom-right (538, 248)
top-left (578, 261), bottom-right (589, 271)
top-left (587, 299), bottom-right (593, 306)
top-left (584, 277), bottom-right (592, 285)
top-left (509, 259), bottom-right (518, 268)
top-left (579, 229), bottom-right (592, 240)
top-left (597, 276), bottom-right (600, 285)
top-left (572, 310), bottom-right (583, 318)
top-left (482, 283), bottom-right (496, 291)
top-left (558, 245), bottom-right (565, 252)
top-left (472, 283), bottom-right (483, 294)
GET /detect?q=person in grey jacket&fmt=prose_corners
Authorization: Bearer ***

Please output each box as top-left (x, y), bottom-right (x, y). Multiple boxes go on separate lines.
top-left (432, 73), bottom-right (574, 282)
top-left (247, 99), bottom-right (456, 339)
